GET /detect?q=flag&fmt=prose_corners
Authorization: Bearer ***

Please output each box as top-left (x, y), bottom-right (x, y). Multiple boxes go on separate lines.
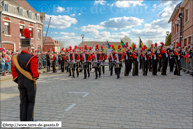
top-left (114, 44), bottom-right (118, 51)
top-left (121, 39), bottom-right (126, 48)
top-left (107, 41), bottom-right (110, 49)
top-left (92, 46), bottom-right (95, 53)
top-left (139, 37), bottom-right (144, 48)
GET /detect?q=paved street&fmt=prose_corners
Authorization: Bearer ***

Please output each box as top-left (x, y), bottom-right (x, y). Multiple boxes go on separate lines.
top-left (0, 66), bottom-right (192, 128)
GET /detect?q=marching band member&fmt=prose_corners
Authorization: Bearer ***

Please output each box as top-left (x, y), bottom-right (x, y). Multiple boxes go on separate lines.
top-left (65, 49), bottom-right (69, 72)
top-left (114, 45), bottom-right (124, 79)
top-left (109, 45), bottom-right (115, 76)
top-left (124, 43), bottom-right (129, 76)
top-left (152, 43), bottom-right (158, 76)
top-left (52, 49), bottom-right (57, 73)
top-left (169, 46), bottom-right (175, 72)
top-left (160, 42), bottom-right (167, 75)
top-left (89, 47), bottom-right (93, 72)
top-left (174, 42), bottom-right (181, 76)
top-left (72, 46), bottom-right (80, 78)
top-left (60, 48), bottom-right (65, 72)
top-left (82, 46), bottom-right (92, 79)
top-left (68, 46), bottom-right (73, 77)
top-left (157, 48), bottom-right (162, 72)
top-left (46, 48), bottom-right (51, 72)
top-left (132, 44), bottom-right (139, 76)
top-left (141, 45), bottom-right (149, 76)
top-left (93, 45), bottom-right (102, 79)
top-left (101, 46), bottom-right (107, 74)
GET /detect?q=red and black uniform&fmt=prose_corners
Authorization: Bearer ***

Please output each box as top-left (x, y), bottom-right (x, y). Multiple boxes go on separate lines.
top-left (168, 50), bottom-right (175, 72)
top-left (11, 50), bottom-right (39, 121)
top-left (46, 53), bottom-right (50, 72)
top-left (109, 52), bottom-right (116, 76)
top-left (141, 52), bottom-right (149, 76)
top-left (52, 54), bottom-right (57, 73)
top-left (124, 50), bottom-right (132, 76)
top-left (152, 50), bottom-right (158, 75)
top-left (82, 53), bottom-right (92, 79)
top-left (113, 52), bottom-right (124, 79)
top-left (160, 48), bottom-right (167, 75)
top-left (93, 53), bottom-right (102, 79)
top-left (158, 51), bottom-right (162, 72)
top-left (61, 54), bottom-right (65, 72)
top-left (72, 53), bottom-right (80, 77)
top-left (174, 50), bottom-right (181, 75)
top-left (132, 51), bottom-right (139, 76)
top-left (101, 53), bottom-right (107, 74)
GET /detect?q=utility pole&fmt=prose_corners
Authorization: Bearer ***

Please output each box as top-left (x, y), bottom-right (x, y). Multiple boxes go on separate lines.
top-left (43, 17), bottom-right (51, 51)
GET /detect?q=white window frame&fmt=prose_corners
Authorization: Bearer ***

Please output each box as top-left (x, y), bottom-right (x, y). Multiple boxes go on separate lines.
top-left (185, 4), bottom-right (190, 24)
top-left (4, 3), bottom-right (8, 12)
top-left (36, 13), bottom-right (40, 22)
top-left (4, 22), bottom-right (10, 35)
top-left (19, 7), bottom-right (23, 16)
top-left (28, 10), bottom-right (32, 19)
top-left (37, 29), bottom-right (41, 40)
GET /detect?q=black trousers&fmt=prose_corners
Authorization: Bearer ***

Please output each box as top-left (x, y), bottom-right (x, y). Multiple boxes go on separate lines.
top-left (110, 62), bottom-right (114, 76)
top-left (53, 61), bottom-right (56, 72)
top-left (152, 59), bottom-right (157, 75)
top-left (132, 59), bottom-right (138, 76)
top-left (161, 57), bottom-right (167, 75)
top-left (174, 58), bottom-right (180, 75)
top-left (72, 66), bottom-right (79, 77)
top-left (68, 68), bottom-right (71, 76)
top-left (139, 58), bottom-right (142, 69)
top-left (47, 60), bottom-right (50, 72)
top-left (89, 62), bottom-right (92, 71)
top-left (61, 60), bottom-right (64, 72)
top-left (95, 67), bottom-right (101, 78)
top-left (18, 78), bottom-right (36, 121)
top-left (84, 63), bottom-right (90, 78)
top-left (115, 68), bottom-right (121, 78)
top-left (158, 58), bottom-right (162, 72)
top-left (143, 60), bottom-right (148, 75)
top-left (125, 60), bottom-right (129, 76)
top-left (149, 59), bottom-right (152, 72)
top-left (169, 58), bottom-right (174, 72)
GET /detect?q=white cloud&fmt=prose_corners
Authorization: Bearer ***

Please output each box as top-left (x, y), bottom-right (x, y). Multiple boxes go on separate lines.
top-left (78, 13), bottom-right (81, 15)
top-left (81, 24), bottom-right (105, 35)
top-left (70, 14), bottom-right (75, 17)
top-left (100, 17), bottom-right (144, 30)
top-left (73, 27), bottom-right (78, 30)
top-left (114, 0), bottom-right (146, 8)
top-left (56, 6), bottom-right (65, 12)
top-left (60, 32), bottom-right (75, 36)
top-left (44, 14), bottom-right (77, 29)
top-left (94, 0), bottom-right (106, 5)
top-left (51, 32), bottom-right (58, 34)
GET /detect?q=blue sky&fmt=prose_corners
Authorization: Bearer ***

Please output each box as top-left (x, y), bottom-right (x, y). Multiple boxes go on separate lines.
top-left (27, 0), bottom-right (182, 47)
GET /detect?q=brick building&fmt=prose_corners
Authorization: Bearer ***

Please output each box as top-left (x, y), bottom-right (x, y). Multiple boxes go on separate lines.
top-left (43, 37), bottom-right (60, 52)
top-left (78, 41), bottom-right (120, 49)
top-left (0, 0), bottom-right (45, 52)
top-left (168, 0), bottom-right (193, 48)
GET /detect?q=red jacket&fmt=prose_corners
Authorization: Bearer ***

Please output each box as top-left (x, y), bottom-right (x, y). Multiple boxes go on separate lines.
top-left (11, 50), bottom-right (39, 80)
top-left (113, 53), bottom-right (124, 62)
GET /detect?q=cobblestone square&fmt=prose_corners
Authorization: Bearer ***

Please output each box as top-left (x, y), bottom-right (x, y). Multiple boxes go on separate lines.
top-left (0, 67), bottom-right (192, 128)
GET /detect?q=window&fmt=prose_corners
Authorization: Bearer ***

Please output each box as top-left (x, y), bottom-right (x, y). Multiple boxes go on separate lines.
top-left (29, 28), bottom-right (33, 38)
top-left (20, 25), bottom-right (24, 36)
top-left (19, 8), bottom-right (23, 16)
top-left (37, 29), bottom-right (41, 39)
top-left (37, 14), bottom-right (40, 21)
top-left (29, 12), bottom-right (32, 19)
top-left (4, 22), bottom-right (10, 35)
top-left (4, 4), bottom-right (8, 11)
top-left (188, 37), bottom-right (191, 45)
top-left (185, 8), bottom-right (189, 22)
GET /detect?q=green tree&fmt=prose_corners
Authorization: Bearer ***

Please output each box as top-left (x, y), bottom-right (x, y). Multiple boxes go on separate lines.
top-left (59, 41), bottom-right (65, 49)
top-left (165, 33), bottom-right (171, 46)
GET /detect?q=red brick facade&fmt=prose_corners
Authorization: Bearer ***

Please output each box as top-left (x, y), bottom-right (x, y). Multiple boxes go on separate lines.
top-left (43, 37), bottom-right (60, 52)
top-left (1, 0), bottom-right (45, 52)
top-left (169, 0), bottom-right (193, 48)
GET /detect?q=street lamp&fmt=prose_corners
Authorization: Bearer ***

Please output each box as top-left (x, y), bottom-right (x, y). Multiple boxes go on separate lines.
top-left (81, 34), bottom-right (84, 49)
top-left (166, 31), bottom-right (170, 36)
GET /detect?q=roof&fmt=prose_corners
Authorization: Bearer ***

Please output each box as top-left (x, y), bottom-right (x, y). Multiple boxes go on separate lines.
top-left (168, 2), bottom-right (182, 23)
top-left (43, 37), bottom-right (60, 46)
top-left (4, 0), bottom-right (37, 13)
top-left (180, 0), bottom-right (189, 7)
top-left (78, 41), bottom-right (121, 48)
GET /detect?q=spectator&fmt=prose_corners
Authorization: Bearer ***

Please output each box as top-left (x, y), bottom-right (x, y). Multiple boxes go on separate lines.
top-left (7, 51), bottom-right (12, 73)
top-left (4, 53), bottom-right (10, 73)
top-left (1, 54), bottom-right (7, 75)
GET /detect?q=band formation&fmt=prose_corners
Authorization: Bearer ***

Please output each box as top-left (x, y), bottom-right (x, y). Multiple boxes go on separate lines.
top-left (46, 42), bottom-right (182, 79)
top-left (11, 28), bottom-right (182, 121)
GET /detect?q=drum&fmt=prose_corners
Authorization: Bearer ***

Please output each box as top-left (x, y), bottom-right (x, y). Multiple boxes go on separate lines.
top-left (101, 62), bottom-right (109, 66)
top-left (115, 62), bottom-right (122, 68)
top-left (82, 62), bottom-right (88, 69)
top-left (64, 62), bottom-right (68, 67)
top-left (109, 62), bottom-right (114, 67)
top-left (70, 62), bottom-right (76, 69)
top-left (92, 62), bottom-right (100, 68)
